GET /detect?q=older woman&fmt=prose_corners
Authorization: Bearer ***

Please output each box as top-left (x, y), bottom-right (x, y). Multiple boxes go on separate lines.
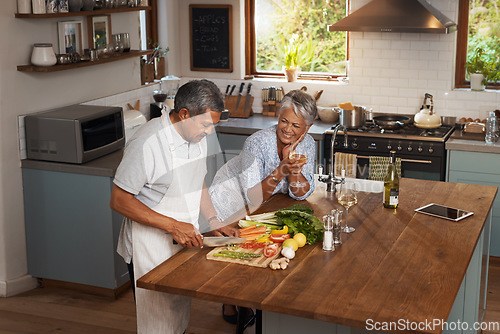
top-left (208, 89), bottom-right (317, 326)
top-left (209, 88), bottom-right (317, 223)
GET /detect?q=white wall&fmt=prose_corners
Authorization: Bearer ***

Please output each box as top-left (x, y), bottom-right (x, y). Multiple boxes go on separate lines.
top-left (163, 0), bottom-right (499, 119)
top-left (0, 4), bottom-right (145, 296)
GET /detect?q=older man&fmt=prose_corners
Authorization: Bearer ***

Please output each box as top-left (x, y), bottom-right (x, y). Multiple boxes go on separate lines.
top-left (110, 79), bottom-right (238, 333)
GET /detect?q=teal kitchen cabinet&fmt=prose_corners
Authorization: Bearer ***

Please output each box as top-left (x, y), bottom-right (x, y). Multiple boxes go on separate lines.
top-left (21, 151), bottom-right (128, 294)
top-left (447, 150), bottom-right (500, 256)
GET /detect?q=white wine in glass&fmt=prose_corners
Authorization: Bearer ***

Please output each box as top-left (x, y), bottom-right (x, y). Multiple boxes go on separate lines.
top-left (337, 182), bottom-right (357, 233)
top-left (288, 151), bottom-right (308, 188)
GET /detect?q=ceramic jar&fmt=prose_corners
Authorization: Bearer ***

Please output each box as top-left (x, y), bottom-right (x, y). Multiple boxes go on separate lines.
top-left (58, 0), bottom-right (69, 12)
top-left (32, 0), bottom-right (46, 14)
top-left (17, 0), bottom-right (31, 14)
top-left (69, 0), bottom-right (83, 11)
top-left (31, 43), bottom-right (57, 67)
top-left (82, 0), bottom-right (95, 11)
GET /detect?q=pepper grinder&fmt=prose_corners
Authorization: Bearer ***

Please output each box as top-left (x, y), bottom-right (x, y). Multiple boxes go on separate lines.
top-left (332, 209), bottom-right (343, 246)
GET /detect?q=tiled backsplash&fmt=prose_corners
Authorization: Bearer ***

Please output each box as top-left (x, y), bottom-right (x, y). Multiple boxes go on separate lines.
top-left (18, 83), bottom-right (160, 160)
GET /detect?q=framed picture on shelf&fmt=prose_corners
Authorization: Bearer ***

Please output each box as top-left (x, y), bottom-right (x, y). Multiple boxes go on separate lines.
top-left (57, 20), bottom-right (83, 54)
top-left (87, 15), bottom-right (112, 50)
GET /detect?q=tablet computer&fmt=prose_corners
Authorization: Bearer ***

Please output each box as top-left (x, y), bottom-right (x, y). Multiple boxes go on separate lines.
top-left (415, 203), bottom-right (474, 222)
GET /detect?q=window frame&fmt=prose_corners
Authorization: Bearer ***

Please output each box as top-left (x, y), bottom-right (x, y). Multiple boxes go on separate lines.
top-left (455, 0), bottom-right (499, 89)
top-left (244, 0), bottom-right (349, 81)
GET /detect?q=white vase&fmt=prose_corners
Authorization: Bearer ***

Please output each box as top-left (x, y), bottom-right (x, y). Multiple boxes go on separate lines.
top-left (470, 73), bottom-right (485, 91)
top-left (17, 0), bottom-right (31, 14)
top-left (32, 0), bottom-right (46, 14)
top-left (31, 43), bottom-right (57, 67)
top-left (284, 67), bottom-right (299, 82)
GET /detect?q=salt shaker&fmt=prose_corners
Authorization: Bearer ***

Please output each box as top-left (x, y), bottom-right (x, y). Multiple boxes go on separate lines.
top-left (332, 209), bottom-right (343, 246)
top-left (322, 215), bottom-right (334, 252)
top-left (485, 112), bottom-right (498, 144)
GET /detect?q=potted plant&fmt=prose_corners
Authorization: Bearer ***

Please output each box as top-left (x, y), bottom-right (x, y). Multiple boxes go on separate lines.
top-left (284, 34), bottom-right (300, 82)
top-left (465, 47), bottom-right (500, 91)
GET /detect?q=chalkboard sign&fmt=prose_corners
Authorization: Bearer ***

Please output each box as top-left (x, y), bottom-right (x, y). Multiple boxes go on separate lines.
top-left (190, 5), bottom-right (233, 72)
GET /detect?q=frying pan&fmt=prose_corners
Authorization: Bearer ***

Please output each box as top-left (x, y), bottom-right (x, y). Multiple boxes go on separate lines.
top-left (372, 115), bottom-right (411, 130)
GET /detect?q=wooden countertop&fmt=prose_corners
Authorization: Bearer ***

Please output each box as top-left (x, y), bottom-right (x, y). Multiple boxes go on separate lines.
top-left (137, 178), bottom-right (497, 333)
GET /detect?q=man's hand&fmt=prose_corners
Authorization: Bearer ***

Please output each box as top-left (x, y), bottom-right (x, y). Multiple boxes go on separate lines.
top-left (170, 221), bottom-right (204, 248)
top-left (211, 225), bottom-right (240, 237)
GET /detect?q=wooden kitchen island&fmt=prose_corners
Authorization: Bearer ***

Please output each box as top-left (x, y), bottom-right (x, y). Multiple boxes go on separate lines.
top-left (138, 178), bottom-right (497, 334)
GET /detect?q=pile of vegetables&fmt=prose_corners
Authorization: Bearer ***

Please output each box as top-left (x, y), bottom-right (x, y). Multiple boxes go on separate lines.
top-left (238, 204), bottom-right (323, 245)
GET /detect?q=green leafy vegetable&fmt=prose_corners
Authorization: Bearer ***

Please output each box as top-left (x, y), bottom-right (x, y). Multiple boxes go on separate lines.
top-left (275, 206), bottom-right (323, 245)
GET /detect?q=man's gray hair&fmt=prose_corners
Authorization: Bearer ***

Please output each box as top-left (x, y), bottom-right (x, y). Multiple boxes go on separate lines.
top-left (278, 89), bottom-right (317, 125)
top-left (173, 79), bottom-right (224, 116)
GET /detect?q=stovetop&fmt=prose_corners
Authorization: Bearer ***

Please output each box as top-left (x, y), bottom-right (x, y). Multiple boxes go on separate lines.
top-left (326, 122), bottom-right (455, 142)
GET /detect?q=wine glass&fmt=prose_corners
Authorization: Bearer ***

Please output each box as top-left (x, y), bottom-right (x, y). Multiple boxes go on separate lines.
top-left (288, 146), bottom-right (308, 188)
top-left (337, 180), bottom-right (358, 233)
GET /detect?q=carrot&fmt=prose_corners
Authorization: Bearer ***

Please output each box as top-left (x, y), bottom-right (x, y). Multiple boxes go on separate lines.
top-left (240, 226), bottom-right (267, 237)
top-left (239, 225), bottom-right (257, 233)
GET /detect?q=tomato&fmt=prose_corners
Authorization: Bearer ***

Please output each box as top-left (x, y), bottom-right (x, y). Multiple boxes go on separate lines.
top-left (263, 243), bottom-right (280, 258)
top-left (269, 234), bottom-right (291, 243)
top-left (241, 241), bottom-right (266, 249)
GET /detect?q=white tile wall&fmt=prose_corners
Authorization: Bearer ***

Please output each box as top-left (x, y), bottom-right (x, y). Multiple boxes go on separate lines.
top-left (198, 0), bottom-right (499, 121)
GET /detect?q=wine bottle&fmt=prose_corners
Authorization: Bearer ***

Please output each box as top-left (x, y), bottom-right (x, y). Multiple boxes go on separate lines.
top-left (383, 151), bottom-right (399, 208)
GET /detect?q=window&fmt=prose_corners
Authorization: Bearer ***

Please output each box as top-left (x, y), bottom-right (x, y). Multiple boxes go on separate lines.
top-left (455, 0), bottom-right (500, 89)
top-left (245, 0), bottom-right (349, 80)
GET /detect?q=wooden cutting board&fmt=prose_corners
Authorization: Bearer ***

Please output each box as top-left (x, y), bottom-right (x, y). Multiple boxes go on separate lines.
top-left (206, 246), bottom-right (280, 268)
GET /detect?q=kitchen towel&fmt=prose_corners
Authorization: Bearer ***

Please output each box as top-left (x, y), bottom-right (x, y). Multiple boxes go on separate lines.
top-left (334, 152), bottom-right (357, 178)
top-left (368, 156), bottom-right (402, 181)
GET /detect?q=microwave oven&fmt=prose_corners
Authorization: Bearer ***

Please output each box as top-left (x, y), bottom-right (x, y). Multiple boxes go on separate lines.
top-left (25, 104), bottom-right (125, 164)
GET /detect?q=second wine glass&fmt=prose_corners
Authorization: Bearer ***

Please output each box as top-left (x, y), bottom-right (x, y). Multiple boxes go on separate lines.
top-left (337, 180), bottom-right (358, 233)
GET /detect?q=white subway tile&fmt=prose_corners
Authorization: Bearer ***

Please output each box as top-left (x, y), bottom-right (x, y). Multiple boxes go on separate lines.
top-left (372, 39), bottom-right (391, 50)
top-left (399, 69), bottom-right (419, 79)
top-left (409, 60), bottom-right (430, 70)
top-left (355, 39), bottom-right (373, 49)
top-left (410, 40), bottom-right (431, 51)
top-left (391, 40), bottom-right (411, 50)
top-left (400, 50), bottom-right (420, 60)
top-left (418, 50), bottom-right (439, 61)
top-left (389, 78), bottom-right (409, 88)
top-left (371, 96), bottom-right (389, 105)
top-left (438, 51), bottom-right (454, 61)
top-left (388, 97), bottom-right (407, 107)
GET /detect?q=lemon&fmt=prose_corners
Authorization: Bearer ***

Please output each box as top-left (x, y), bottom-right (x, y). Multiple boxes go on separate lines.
top-left (293, 233), bottom-right (306, 247)
top-left (282, 238), bottom-right (299, 251)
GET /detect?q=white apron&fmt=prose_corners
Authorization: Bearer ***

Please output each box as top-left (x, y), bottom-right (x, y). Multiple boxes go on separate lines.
top-left (132, 116), bottom-right (207, 334)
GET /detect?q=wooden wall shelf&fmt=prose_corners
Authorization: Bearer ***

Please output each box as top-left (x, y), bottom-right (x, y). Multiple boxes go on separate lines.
top-left (17, 50), bottom-right (151, 72)
top-left (15, 6), bottom-right (151, 18)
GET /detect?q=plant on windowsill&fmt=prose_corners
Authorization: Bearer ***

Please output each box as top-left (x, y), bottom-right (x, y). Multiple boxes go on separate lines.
top-left (465, 47), bottom-right (500, 91)
top-left (284, 34), bottom-right (300, 82)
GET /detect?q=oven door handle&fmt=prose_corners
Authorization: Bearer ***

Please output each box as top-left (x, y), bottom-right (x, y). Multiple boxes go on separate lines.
top-left (356, 155), bottom-right (432, 164)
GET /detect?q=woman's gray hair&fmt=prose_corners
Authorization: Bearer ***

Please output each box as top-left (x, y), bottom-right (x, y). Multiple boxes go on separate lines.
top-left (278, 90), bottom-right (317, 125)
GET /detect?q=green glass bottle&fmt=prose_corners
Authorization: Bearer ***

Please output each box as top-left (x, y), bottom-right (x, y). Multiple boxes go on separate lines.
top-left (383, 151), bottom-right (399, 209)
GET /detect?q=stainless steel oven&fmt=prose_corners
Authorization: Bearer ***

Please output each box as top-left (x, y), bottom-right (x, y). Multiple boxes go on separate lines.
top-left (323, 122), bottom-right (454, 181)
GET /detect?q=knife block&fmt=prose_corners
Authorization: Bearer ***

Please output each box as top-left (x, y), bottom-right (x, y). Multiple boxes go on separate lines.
top-left (262, 101), bottom-right (281, 117)
top-left (225, 95), bottom-right (254, 118)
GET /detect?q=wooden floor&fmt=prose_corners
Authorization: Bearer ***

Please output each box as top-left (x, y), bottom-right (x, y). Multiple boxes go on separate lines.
top-left (0, 258), bottom-right (498, 333)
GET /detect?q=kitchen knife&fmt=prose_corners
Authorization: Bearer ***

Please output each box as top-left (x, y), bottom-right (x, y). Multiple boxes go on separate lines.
top-left (224, 84), bottom-right (231, 98)
top-left (228, 84), bottom-right (236, 96)
top-left (234, 82), bottom-right (245, 112)
top-left (242, 83), bottom-right (253, 115)
top-left (203, 236), bottom-right (246, 247)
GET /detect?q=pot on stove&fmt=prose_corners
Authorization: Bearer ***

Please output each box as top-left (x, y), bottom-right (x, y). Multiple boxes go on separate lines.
top-left (335, 105), bottom-right (367, 129)
top-left (414, 93), bottom-right (442, 129)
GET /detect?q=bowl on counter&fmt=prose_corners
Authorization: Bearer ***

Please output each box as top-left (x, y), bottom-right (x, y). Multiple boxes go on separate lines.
top-left (317, 106), bottom-right (339, 124)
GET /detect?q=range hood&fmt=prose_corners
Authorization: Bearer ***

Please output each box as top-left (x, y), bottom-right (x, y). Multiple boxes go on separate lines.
top-left (328, 0), bottom-right (457, 34)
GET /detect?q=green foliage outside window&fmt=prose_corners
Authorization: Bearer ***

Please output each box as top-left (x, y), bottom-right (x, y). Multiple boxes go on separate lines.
top-left (255, 0), bottom-right (347, 75)
top-left (466, 0), bottom-right (500, 83)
